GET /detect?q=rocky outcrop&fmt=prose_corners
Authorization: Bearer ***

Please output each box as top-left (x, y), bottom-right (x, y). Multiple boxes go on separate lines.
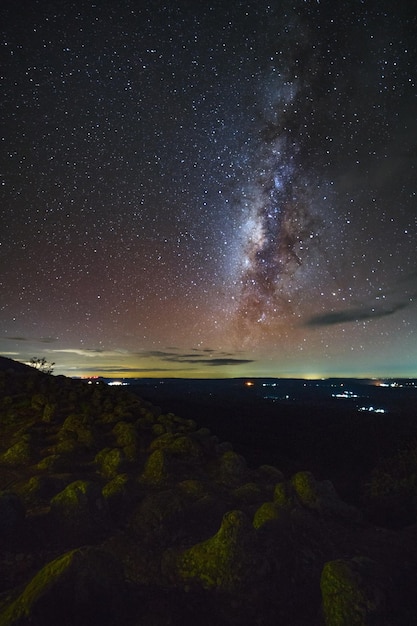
top-left (0, 360), bottom-right (416, 625)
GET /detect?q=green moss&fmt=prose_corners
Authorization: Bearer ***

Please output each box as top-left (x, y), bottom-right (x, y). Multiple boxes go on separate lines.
top-left (140, 449), bottom-right (170, 485)
top-left (177, 479), bottom-right (206, 499)
top-left (273, 481), bottom-right (294, 509)
top-left (1, 438), bottom-right (32, 466)
top-left (102, 473), bottom-right (129, 500)
top-left (36, 454), bottom-right (63, 472)
top-left (213, 450), bottom-right (247, 486)
top-left (0, 550), bottom-right (77, 625)
top-left (51, 479), bottom-right (90, 504)
top-left (291, 471), bottom-right (319, 507)
top-left (152, 423), bottom-right (166, 436)
top-left (95, 448), bottom-right (125, 478)
top-left (31, 393), bottom-right (47, 411)
top-left (21, 475), bottom-right (64, 502)
top-left (233, 482), bottom-right (264, 505)
top-left (112, 421), bottom-right (139, 461)
top-left (42, 402), bottom-right (57, 423)
top-left (0, 547), bottom-right (126, 625)
top-left (253, 501), bottom-right (281, 529)
top-left (53, 437), bottom-right (79, 456)
top-left (176, 510), bottom-right (251, 591)
top-left (59, 414), bottom-right (95, 448)
top-left (320, 559), bottom-right (383, 626)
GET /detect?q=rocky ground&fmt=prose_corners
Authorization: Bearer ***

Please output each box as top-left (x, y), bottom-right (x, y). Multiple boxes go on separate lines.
top-left (0, 356), bottom-right (417, 625)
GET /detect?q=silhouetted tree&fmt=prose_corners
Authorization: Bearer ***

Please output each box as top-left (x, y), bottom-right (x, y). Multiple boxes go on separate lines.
top-left (29, 357), bottom-right (55, 375)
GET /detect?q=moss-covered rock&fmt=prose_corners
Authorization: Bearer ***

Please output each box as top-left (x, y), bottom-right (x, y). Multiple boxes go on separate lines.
top-left (95, 447), bottom-right (125, 478)
top-left (140, 449), bottom-right (170, 486)
top-left (233, 482), bottom-right (266, 505)
top-left (112, 421), bottom-right (139, 461)
top-left (42, 402), bottom-right (57, 423)
top-left (50, 480), bottom-right (109, 542)
top-left (253, 501), bottom-right (282, 529)
top-left (0, 547), bottom-right (127, 626)
top-left (177, 479), bottom-right (207, 499)
top-left (292, 471), bottom-right (361, 521)
top-left (273, 481), bottom-right (295, 509)
top-left (59, 414), bottom-right (95, 449)
top-left (257, 465), bottom-right (285, 484)
top-left (36, 454), bottom-right (68, 473)
top-left (320, 558), bottom-right (387, 626)
top-left (129, 489), bottom-right (185, 545)
top-left (0, 438), bottom-right (32, 467)
top-left (175, 510), bottom-right (254, 591)
top-left (102, 473), bottom-right (135, 519)
top-left (21, 475), bottom-right (67, 502)
top-left (211, 450), bottom-right (247, 487)
top-left (292, 471), bottom-right (319, 507)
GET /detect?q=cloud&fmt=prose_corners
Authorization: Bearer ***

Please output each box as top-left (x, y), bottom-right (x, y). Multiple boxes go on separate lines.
top-left (305, 301), bottom-right (410, 327)
top-left (305, 271), bottom-right (417, 327)
top-left (49, 346), bottom-right (254, 372)
top-left (52, 348), bottom-right (128, 358)
top-left (2, 336), bottom-right (58, 343)
top-left (139, 348), bottom-right (254, 366)
top-left (189, 358), bottom-right (255, 367)
top-left (71, 366), bottom-right (172, 373)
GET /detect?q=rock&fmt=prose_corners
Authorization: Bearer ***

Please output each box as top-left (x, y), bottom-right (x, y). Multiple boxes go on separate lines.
top-left (257, 465), bottom-right (285, 484)
top-left (292, 471), bottom-right (361, 521)
top-left (21, 475), bottom-right (67, 502)
top-left (140, 449), bottom-right (170, 486)
top-left (58, 414), bottom-right (95, 449)
top-left (273, 481), bottom-right (295, 509)
top-left (102, 473), bottom-right (135, 519)
top-left (253, 501), bottom-right (281, 529)
top-left (0, 438), bottom-right (32, 467)
top-left (211, 450), bottom-right (247, 487)
top-left (233, 482), bottom-right (266, 505)
top-left (111, 421), bottom-right (139, 461)
top-left (0, 547), bottom-right (127, 626)
top-left (175, 510), bottom-right (254, 591)
top-left (50, 480), bottom-right (109, 543)
top-left (320, 557), bottom-right (387, 626)
top-left (95, 447), bottom-right (126, 478)
top-left (129, 490), bottom-right (185, 542)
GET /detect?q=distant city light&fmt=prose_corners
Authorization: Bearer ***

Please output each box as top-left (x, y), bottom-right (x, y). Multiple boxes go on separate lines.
top-left (359, 406), bottom-right (386, 414)
top-left (331, 391), bottom-right (359, 399)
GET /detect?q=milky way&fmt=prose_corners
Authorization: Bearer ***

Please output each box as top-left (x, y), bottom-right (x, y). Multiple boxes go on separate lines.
top-left (1, 1), bottom-right (416, 378)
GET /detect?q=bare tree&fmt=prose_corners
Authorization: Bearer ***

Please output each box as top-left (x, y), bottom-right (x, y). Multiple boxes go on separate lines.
top-left (29, 357), bottom-right (55, 375)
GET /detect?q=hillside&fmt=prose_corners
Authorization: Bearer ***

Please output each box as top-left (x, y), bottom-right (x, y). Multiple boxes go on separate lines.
top-left (0, 358), bottom-right (416, 625)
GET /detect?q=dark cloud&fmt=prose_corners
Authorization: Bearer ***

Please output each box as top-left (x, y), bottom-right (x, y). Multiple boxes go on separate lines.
top-left (140, 348), bottom-right (254, 366)
top-left (75, 366), bottom-right (172, 373)
top-left (192, 358), bottom-right (255, 367)
top-left (305, 271), bottom-right (417, 328)
top-left (305, 300), bottom-right (412, 327)
top-left (3, 336), bottom-right (58, 343)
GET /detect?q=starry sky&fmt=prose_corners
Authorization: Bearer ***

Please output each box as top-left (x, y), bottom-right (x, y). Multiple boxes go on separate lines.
top-left (1, 0), bottom-right (416, 379)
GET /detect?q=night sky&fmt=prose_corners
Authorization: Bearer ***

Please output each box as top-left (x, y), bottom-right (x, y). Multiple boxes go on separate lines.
top-left (1, 0), bottom-right (416, 378)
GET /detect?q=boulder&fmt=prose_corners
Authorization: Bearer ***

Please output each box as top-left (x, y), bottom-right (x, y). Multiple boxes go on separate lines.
top-left (0, 547), bottom-right (127, 625)
top-left (320, 557), bottom-right (387, 626)
top-left (175, 510), bottom-right (255, 591)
